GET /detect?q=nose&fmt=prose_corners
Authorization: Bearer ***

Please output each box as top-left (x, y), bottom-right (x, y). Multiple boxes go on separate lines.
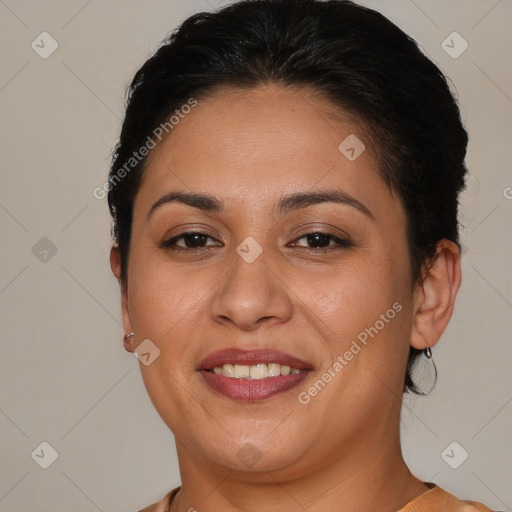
top-left (208, 249), bottom-right (294, 331)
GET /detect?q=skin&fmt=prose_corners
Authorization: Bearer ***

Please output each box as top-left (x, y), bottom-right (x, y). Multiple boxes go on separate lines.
top-left (110, 83), bottom-right (461, 512)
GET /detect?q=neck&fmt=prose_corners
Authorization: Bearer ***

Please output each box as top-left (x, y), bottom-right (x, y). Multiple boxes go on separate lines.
top-left (170, 423), bottom-right (429, 512)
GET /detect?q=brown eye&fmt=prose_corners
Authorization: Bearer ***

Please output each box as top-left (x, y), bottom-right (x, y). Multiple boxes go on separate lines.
top-left (160, 231), bottom-right (221, 251)
top-left (290, 231), bottom-right (353, 251)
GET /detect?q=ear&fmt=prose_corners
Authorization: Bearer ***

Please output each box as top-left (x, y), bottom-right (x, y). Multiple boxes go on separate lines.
top-left (410, 239), bottom-right (462, 351)
top-left (110, 244), bottom-right (135, 353)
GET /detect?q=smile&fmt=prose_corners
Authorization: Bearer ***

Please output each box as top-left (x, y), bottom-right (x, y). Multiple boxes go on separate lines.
top-left (209, 363), bottom-right (302, 379)
top-left (198, 348), bottom-right (313, 401)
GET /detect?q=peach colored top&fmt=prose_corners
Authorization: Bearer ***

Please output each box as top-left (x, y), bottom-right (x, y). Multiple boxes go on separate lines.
top-left (138, 483), bottom-right (495, 511)
top-left (399, 483), bottom-right (494, 511)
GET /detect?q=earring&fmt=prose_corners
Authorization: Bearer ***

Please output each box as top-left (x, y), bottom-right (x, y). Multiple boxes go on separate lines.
top-left (424, 345), bottom-right (432, 359)
top-left (123, 332), bottom-right (135, 353)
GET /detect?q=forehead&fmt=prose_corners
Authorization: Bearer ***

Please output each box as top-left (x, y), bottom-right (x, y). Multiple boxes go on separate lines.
top-left (135, 83), bottom-right (392, 216)
top-left (147, 83), bottom-right (364, 164)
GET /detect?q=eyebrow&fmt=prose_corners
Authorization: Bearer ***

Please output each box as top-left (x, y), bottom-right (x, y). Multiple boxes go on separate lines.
top-left (146, 188), bottom-right (375, 221)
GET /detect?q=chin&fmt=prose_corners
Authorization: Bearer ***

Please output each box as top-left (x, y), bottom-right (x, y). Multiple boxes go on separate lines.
top-left (190, 432), bottom-right (313, 477)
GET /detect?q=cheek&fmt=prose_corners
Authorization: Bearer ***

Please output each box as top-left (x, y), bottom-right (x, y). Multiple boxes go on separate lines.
top-left (300, 259), bottom-right (412, 400)
top-left (126, 253), bottom-right (207, 425)
top-left (127, 247), bottom-right (211, 337)
top-left (301, 255), bottom-right (405, 335)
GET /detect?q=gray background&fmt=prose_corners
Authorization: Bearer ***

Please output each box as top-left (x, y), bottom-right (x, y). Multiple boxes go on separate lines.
top-left (0, 0), bottom-right (511, 511)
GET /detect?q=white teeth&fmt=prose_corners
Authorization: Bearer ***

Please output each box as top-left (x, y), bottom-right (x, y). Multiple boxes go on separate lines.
top-left (250, 363), bottom-right (268, 379)
top-left (211, 363), bottom-right (303, 379)
top-left (267, 363), bottom-right (281, 377)
top-left (222, 364), bottom-right (234, 377)
top-left (233, 365), bottom-right (250, 378)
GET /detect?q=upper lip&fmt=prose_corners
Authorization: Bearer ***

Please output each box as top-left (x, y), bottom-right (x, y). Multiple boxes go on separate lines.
top-left (198, 348), bottom-right (313, 371)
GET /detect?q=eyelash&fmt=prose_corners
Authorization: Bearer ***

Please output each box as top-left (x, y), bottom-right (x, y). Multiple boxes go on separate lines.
top-left (160, 230), bottom-right (354, 253)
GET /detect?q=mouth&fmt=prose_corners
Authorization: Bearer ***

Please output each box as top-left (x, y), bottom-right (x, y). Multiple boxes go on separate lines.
top-left (198, 348), bottom-right (313, 402)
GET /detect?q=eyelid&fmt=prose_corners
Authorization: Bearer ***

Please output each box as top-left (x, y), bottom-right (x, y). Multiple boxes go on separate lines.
top-left (287, 222), bottom-right (352, 243)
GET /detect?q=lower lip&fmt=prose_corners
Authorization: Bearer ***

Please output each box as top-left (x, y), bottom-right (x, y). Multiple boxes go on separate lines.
top-left (199, 370), bottom-right (310, 401)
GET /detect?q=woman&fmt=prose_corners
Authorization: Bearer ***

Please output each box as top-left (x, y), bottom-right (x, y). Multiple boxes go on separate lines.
top-left (107, 0), bottom-right (495, 510)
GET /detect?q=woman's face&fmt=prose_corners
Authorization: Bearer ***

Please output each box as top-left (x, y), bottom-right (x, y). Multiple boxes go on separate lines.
top-left (115, 84), bottom-right (418, 478)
